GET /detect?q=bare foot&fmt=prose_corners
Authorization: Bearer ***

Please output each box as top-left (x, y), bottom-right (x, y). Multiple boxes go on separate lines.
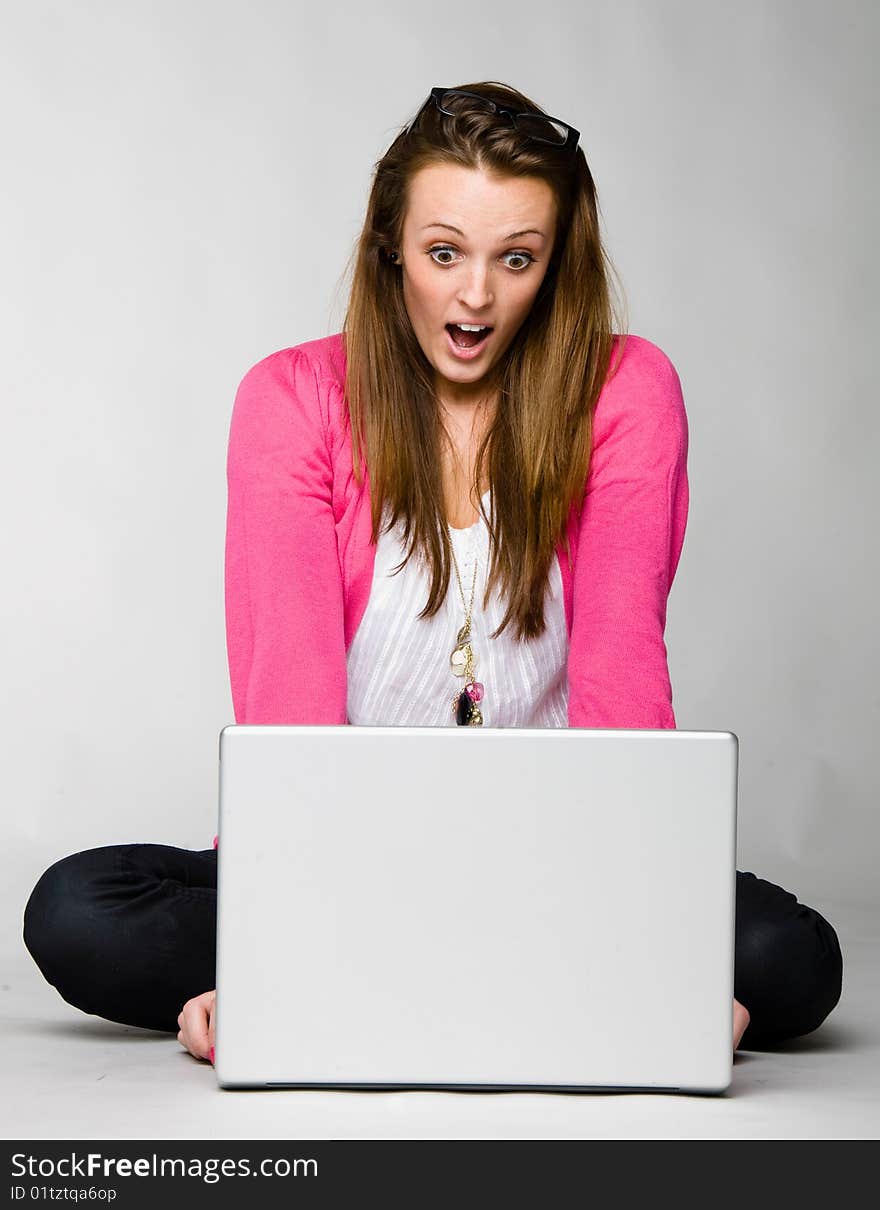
top-left (733, 997), bottom-right (751, 1052)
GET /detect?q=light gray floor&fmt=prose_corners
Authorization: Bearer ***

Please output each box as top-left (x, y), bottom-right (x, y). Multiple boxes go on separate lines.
top-left (2, 897), bottom-right (877, 1140)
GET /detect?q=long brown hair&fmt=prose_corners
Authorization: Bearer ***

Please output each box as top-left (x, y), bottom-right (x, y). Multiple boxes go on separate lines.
top-left (342, 81), bottom-right (628, 641)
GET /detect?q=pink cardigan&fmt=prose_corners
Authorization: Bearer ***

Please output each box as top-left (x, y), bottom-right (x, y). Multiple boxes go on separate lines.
top-left (225, 327), bottom-right (689, 726)
top-left (214, 331), bottom-right (688, 846)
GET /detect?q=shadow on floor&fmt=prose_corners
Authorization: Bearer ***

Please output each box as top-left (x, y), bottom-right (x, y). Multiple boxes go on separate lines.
top-left (9, 1015), bottom-right (172, 1043)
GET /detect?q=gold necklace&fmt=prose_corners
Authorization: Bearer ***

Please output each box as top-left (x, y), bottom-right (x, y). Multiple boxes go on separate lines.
top-left (448, 540), bottom-right (485, 726)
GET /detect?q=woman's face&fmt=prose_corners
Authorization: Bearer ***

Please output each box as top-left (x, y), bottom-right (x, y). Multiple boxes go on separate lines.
top-left (398, 163), bottom-right (557, 410)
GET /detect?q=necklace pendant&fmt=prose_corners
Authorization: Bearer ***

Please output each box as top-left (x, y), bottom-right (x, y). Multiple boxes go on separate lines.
top-left (454, 688), bottom-right (474, 725)
top-left (452, 690), bottom-right (484, 726)
top-left (450, 643), bottom-right (472, 677)
top-left (456, 623), bottom-right (471, 646)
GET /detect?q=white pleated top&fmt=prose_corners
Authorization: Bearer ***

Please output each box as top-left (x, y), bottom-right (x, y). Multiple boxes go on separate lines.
top-left (346, 491), bottom-right (569, 727)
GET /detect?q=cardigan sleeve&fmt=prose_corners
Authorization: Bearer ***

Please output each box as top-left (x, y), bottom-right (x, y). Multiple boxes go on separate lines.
top-left (567, 339), bottom-right (689, 729)
top-left (224, 346), bottom-right (348, 725)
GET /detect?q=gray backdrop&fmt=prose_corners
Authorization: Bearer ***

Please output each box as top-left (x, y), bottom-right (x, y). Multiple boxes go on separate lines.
top-left (2, 0), bottom-right (876, 927)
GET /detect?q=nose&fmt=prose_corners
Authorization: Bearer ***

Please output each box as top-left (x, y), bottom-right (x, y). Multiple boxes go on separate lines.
top-left (457, 262), bottom-right (494, 313)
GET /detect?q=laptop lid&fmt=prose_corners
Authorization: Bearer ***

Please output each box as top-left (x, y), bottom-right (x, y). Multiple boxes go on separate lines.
top-left (215, 726), bottom-right (737, 1094)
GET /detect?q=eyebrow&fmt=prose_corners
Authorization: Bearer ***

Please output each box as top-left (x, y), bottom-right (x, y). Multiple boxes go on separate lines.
top-left (421, 222), bottom-right (545, 241)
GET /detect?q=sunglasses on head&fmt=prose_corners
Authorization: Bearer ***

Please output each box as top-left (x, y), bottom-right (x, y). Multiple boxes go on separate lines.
top-left (408, 87), bottom-right (580, 156)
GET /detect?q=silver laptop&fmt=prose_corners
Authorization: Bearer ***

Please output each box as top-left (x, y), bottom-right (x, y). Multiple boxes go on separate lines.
top-left (215, 726), bottom-right (737, 1094)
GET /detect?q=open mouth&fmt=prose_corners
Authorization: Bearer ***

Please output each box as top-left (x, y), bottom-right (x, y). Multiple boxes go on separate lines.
top-left (445, 323), bottom-right (493, 355)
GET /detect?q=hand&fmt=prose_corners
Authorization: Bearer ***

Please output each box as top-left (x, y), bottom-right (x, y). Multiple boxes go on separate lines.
top-left (177, 989), bottom-right (216, 1062)
top-left (733, 997), bottom-right (750, 1052)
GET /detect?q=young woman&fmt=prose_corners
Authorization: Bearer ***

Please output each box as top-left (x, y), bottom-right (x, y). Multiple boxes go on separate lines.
top-left (23, 82), bottom-right (843, 1067)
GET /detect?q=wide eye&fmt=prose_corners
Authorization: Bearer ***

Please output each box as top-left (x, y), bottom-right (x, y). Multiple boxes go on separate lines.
top-left (503, 250), bottom-right (535, 271)
top-left (427, 245), bottom-right (458, 265)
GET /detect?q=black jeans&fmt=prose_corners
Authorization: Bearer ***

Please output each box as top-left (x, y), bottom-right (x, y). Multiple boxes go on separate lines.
top-left (22, 844), bottom-right (843, 1049)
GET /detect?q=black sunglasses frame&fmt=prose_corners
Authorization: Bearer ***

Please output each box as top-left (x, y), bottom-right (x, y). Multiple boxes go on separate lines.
top-left (408, 87), bottom-right (580, 155)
